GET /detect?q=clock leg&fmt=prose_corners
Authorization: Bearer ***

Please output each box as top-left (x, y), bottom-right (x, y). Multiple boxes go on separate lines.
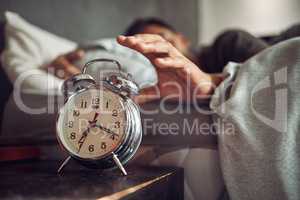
top-left (112, 152), bottom-right (127, 176)
top-left (57, 156), bottom-right (72, 174)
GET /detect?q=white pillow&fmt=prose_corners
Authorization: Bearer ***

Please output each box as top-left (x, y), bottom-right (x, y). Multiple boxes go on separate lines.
top-left (1, 11), bottom-right (77, 94)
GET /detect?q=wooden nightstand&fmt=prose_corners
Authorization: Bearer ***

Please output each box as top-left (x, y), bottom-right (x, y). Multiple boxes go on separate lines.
top-left (0, 160), bottom-right (184, 200)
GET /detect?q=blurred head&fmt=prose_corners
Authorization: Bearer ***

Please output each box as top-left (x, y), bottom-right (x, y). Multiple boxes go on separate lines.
top-left (124, 18), bottom-right (191, 56)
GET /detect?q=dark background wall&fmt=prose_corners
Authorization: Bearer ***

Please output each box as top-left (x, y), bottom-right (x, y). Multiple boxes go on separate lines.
top-left (0, 0), bottom-right (199, 44)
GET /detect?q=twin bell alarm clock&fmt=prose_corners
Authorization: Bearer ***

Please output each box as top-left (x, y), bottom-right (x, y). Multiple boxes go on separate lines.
top-left (56, 59), bottom-right (142, 175)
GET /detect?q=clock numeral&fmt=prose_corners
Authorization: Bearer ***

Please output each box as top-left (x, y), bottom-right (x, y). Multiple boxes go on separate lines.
top-left (92, 97), bottom-right (100, 104)
top-left (92, 97), bottom-right (100, 109)
top-left (68, 121), bottom-right (73, 128)
top-left (70, 132), bottom-right (76, 140)
top-left (73, 110), bottom-right (80, 117)
top-left (114, 121), bottom-right (120, 128)
top-left (88, 145), bottom-right (94, 152)
top-left (106, 101), bottom-right (109, 109)
top-left (112, 109), bottom-right (118, 117)
top-left (81, 100), bottom-right (87, 108)
top-left (110, 134), bottom-right (118, 141)
top-left (101, 142), bottom-right (107, 150)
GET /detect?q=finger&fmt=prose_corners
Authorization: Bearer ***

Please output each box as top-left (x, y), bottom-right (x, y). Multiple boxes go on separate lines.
top-left (117, 35), bottom-right (137, 46)
top-left (117, 35), bottom-right (127, 44)
top-left (117, 34), bottom-right (163, 45)
top-left (118, 36), bottom-right (144, 49)
top-left (65, 49), bottom-right (85, 62)
top-left (153, 56), bottom-right (187, 69)
top-left (133, 41), bottom-right (172, 55)
top-left (134, 34), bottom-right (165, 42)
top-left (117, 34), bottom-right (165, 50)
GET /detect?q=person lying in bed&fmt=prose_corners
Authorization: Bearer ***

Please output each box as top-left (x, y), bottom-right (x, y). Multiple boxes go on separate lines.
top-left (116, 34), bottom-right (300, 199)
top-left (48, 18), bottom-right (300, 105)
top-left (48, 17), bottom-right (300, 79)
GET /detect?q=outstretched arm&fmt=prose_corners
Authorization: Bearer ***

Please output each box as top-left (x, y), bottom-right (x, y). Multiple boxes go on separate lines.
top-left (117, 34), bottom-right (224, 103)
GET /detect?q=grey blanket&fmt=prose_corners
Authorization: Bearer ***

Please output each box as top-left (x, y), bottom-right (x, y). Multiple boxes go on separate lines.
top-left (211, 38), bottom-right (300, 200)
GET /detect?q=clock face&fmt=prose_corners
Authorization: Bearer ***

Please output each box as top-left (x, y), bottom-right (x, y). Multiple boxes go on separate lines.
top-left (57, 88), bottom-right (127, 159)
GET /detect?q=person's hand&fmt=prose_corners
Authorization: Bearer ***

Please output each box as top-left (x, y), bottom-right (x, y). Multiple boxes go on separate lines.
top-left (117, 34), bottom-right (221, 104)
top-left (47, 49), bottom-right (84, 80)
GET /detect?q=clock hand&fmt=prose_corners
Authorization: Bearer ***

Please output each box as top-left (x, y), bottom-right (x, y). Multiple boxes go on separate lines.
top-left (77, 113), bottom-right (99, 153)
top-left (77, 128), bottom-right (90, 153)
top-left (94, 124), bottom-right (119, 138)
top-left (88, 112), bottom-right (99, 124)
